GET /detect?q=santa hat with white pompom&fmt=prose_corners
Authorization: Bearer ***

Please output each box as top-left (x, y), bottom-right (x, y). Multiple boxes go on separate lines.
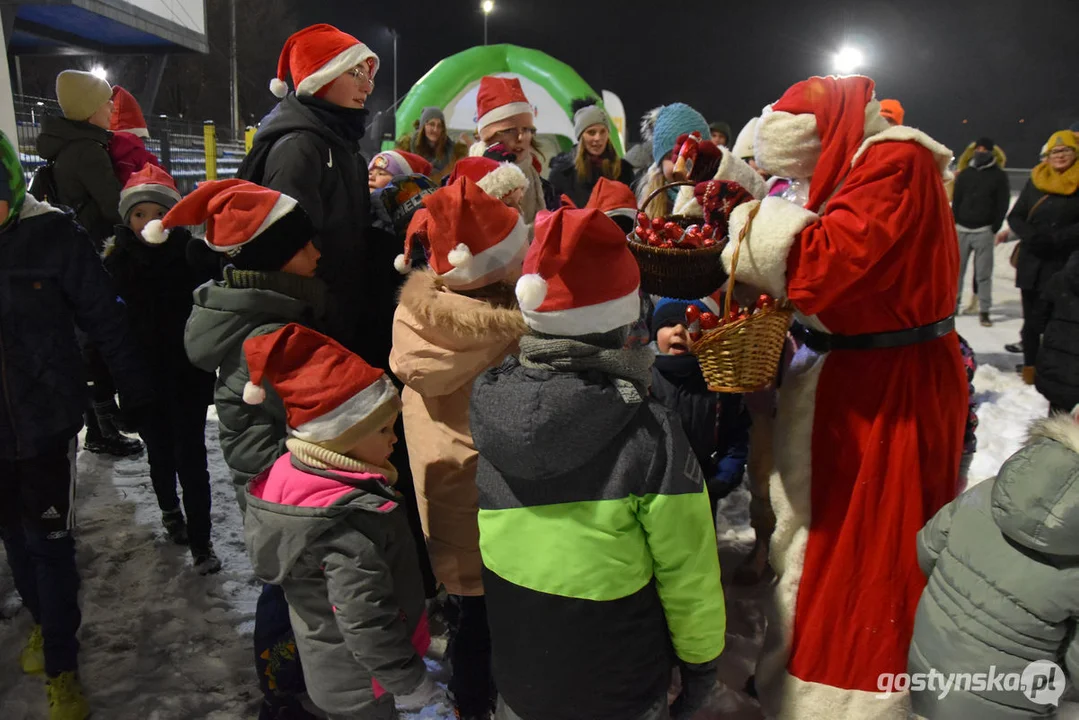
top-left (270, 24), bottom-right (379, 99)
top-left (516, 208), bottom-right (640, 336)
top-left (241, 323), bottom-right (400, 446)
top-left (394, 177), bottom-right (528, 290)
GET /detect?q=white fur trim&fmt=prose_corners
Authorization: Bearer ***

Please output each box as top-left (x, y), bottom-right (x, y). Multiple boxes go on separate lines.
top-left (447, 243), bottom-right (473, 268)
top-left (393, 253), bottom-right (410, 274)
top-left (116, 127), bottom-right (149, 140)
top-left (760, 669), bottom-right (911, 720)
top-left (673, 187), bottom-right (703, 217)
top-left (605, 207), bottom-right (637, 222)
top-left (477, 101), bottom-right (533, 134)
top-left (755, 111), bottom-right (821, 180)
top-left (700, 296), bottom-right (721, 315)
top-left (243, 381), bottom-right (267, 405)
top-left (722, 197), bottom-right (819, 299)
top-left (850, 125), bottom-right (955, 177)
top-left (291, 375), bottom-right (396, 443)
top-left (247, 195), bottom-right (299, 246)
top-left (269, 77), bottom-right (289, 98)
top-left (515, 273), bottom-right (547, 312)
top-left (731, 117), bottom-right (759, 160)
top-left (142, 219), bottom-right (169, 245)
top-left (441, 217), bottom-right (529, 291)
top-left (469, 141), bottom-right (488, 158)
top-left (755, 348), bottom-right (823, 716)
top-left (476, 162), bottom-right (528, 198)
top-left (522, 287), bottom-right (641, 337)
top-left (295, 44), bottom-right (379, 98)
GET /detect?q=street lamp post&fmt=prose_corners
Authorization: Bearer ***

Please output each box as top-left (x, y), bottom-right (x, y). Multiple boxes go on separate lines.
top-left (482, 1), bottom-right (494, 45)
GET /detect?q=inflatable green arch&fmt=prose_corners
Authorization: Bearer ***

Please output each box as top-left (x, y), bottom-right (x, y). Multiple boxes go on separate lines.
top-left (391, 44), bottom-right (623, 156)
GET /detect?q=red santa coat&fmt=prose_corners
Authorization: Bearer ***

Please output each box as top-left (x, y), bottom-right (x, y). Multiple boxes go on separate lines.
top-left (721, 79), bottom-right (966, 719)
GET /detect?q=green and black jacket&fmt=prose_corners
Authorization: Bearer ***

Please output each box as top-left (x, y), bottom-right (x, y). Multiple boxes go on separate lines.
top-left (471, 356), bottom-right (726, 720)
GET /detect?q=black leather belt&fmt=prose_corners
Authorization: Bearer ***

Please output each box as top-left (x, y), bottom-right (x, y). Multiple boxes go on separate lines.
top-left (792, 317), bottom-right (955, 353)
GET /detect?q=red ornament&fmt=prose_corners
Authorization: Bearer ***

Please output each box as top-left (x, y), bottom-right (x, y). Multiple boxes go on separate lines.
top-left (700, 312), bottom-right (719, 330)
top-left (702, 237), bottom-right (716, 247)
top-left (637, 212), bottom-right (650, 227)
top-left (701, 223), bottom-right (715, 239)
top-left (651, 217), bottom-right (666, 232)
top-left (755, 294), bottom-right (773, 311)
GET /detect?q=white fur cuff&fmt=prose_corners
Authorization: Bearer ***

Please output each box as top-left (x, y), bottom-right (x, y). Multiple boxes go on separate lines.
top-left (722, 197), bottom-right (818, 299)
top-left (714, 146), bottom-right (768, 200)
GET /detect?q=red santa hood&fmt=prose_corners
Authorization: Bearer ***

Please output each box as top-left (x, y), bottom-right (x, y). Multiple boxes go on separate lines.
top-left (756, 75), bottom-right (890, 213)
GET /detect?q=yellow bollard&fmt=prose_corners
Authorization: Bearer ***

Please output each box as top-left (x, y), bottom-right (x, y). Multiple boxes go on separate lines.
top-left (245, 126), bottom-right (256, 154)
top-left (203, 121), bottom-right (217, 181)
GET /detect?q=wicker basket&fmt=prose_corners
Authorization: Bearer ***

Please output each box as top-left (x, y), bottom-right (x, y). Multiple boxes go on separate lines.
top-left (694, 203), bottom-right (794, 393)
top-left (627, 182), bottom-right (727, 300)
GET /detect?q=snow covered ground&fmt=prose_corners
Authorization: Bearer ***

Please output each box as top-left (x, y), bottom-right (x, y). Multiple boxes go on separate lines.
top-left (1, 241), bottom-right (1075, 718)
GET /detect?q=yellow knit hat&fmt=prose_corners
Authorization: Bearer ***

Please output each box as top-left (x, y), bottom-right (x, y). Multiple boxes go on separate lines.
top-left (55, 70), bottom-right (112, 122)
top-left (1047, 130), bottom-right (1079, 153)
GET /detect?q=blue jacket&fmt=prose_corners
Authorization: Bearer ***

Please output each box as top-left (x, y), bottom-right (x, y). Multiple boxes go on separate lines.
top-left (0, 197), bottom-right (152, 458)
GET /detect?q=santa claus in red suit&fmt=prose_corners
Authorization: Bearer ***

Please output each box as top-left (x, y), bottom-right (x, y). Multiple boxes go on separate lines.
top-left (720, 76), bottom-right (968, 718)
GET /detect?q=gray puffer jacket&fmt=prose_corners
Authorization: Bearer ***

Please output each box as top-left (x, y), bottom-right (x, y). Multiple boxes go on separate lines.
top-left (184, 267), bottom-right (329, 506)
top-left (245, 450), bottom-right (428, 719)
top-left (909, 415), bottom-right (1079, 719)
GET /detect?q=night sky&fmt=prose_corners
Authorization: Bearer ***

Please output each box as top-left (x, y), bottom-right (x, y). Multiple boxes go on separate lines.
top-left (299, 0), bottom-right (1074, 166)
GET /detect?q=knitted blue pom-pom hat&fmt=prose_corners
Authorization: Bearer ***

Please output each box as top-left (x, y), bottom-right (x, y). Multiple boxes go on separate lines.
top-left (651, 103), bottom-right (710, 166)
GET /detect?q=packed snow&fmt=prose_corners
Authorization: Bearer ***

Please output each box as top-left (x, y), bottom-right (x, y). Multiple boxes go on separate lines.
top-left (1, 243), bottom-right (1076, 718)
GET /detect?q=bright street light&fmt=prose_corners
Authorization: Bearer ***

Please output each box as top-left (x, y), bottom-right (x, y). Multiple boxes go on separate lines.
top-left (833, 46), bottom-right (864, 75)
top-left (482, 0), bottom-right (494, 13)
top-left (89, 65), bottom-right (108, 81)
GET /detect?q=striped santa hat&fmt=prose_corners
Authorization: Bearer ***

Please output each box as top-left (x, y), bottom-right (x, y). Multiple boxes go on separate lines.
top-left (447, 156), bottom-right (528, 200)
top-left (395, 177), bottom-right (528, 289)
top-left (516, 208), bottom-right (640, 336)
top-left (242, 324), bottom-right (400, 445)
top-left (270, 24), bottom-right (379, 99)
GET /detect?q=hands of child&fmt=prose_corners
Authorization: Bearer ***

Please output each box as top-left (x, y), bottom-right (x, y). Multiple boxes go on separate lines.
top-left (394, 673), bottom-right (447, 712)
top-left (669, 658), bottom-right (719, 720)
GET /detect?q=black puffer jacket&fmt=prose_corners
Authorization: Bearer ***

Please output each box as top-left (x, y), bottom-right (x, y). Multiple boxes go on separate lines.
top-left (240, 95), bottom-right (394, 366)
top-left (1008, 178), bottom-right (1079, 292)
top-left (1036, 252), bottom-right (1079, 409)
top-left (102, 225), bottom-right (217, 405)
top-left (36, 115), bottom-right (122, 248)
top-left (0, 198), bottom-right (152, 459)
top-left (952, 161), bottom-right (1010, 232)
top-left (548, 148), bottom-right (635, 208)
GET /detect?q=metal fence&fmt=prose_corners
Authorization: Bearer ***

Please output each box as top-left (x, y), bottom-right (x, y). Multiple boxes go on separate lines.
top-left (13, 94), bottom-right (246, 195)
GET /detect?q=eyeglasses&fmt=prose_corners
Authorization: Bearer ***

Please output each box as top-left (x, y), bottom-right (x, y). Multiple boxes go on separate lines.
top-left (347, 66), bottom-right (374, 91)
top-left (491, 126), bottom-right (537, 143)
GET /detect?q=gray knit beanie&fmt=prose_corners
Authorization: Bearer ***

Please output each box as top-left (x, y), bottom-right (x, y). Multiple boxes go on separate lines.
top-left (573, 105), bottom-right (609, 139)
top-left (420, 107), bottom-right (445, 128)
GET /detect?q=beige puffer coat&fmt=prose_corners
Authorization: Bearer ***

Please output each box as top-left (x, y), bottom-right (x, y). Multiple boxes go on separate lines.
top-left (389, 271), bottom-right (528, 596)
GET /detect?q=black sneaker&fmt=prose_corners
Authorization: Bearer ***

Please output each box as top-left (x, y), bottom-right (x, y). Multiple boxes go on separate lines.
top-left (84, 433), bottom-right (144, 457)
top-left (1005, 341), bottom-right (1023, 354)
top-left (192, 546), bottom-right (222, 575)
top-left (979, 312), bottom-right (993, 327)
top-left (162, 509), bottom-right (189, 545)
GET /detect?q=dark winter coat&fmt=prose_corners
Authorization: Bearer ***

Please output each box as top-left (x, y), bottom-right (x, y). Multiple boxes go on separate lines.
top-left (650, 353), bottom-right (749, 502)
top-left (548, 149), bottom-right (635, 209)
top-left (394, 129), bottom-right (468, 184)
top-left (102, 225), bottom-right (215, 406)
top-left (952, 160), bottom-right (1010, 232)
top-left (1009, 178), bottom-right (1079, 292)
top-left (36, 115), bottom-right (123, 247)
top-left (184, 266), bottom-right (329, 505)
top-left (1036, 252), bottom-right (1079, 410)
top-left (0, 197), bottom-right (152, 459)
top-left (246, 450), bottom-right (429, 719)
top-left (909, 415), bottom-right (1079, 719)
top-left (470, 355), bottom-right (726, 720)
top-left (240, 94), bottom-right (393, 366)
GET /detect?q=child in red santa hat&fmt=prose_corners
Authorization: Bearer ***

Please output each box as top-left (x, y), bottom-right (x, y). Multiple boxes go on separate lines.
top-left (242, 323), bottom-right (446, 720)
top-left (448, 156), bottom-right (529, 211)
top-left (471, 206), bottom-right (726, 720)
top-left (390, 177), bottom-right (530, 719)
top-left (108, 85), bottom-right (162, 185)
top-left (469, 76), bottom-right (559, 223)
top-left (368, 150), bottom-right (433, 190)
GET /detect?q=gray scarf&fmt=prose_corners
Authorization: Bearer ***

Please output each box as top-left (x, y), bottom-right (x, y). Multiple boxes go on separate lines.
top-left (520, 160), bottom-right (547, 226)
top-left (517, 331), bottom-right (654, 403)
